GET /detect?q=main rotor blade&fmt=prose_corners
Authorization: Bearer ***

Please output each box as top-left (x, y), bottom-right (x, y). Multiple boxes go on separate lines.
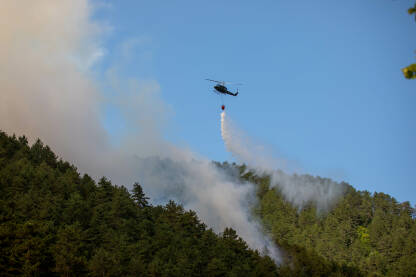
top-left (205, 78), bottom-right (222, 83)
top-left (206, 79), bottom-right (242, 86)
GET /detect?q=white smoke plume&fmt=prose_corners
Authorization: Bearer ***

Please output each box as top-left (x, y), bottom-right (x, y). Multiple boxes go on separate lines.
top-left (221, 111), bottom-right (287, 170)
top-left (221, 111), bottom-right (346, 211)
top-left (0, 0), bottom-right (109, 177)
top-left (0, 0), bottom-right (281, 263)
top-left (134, 156), bottom-right (281, 262)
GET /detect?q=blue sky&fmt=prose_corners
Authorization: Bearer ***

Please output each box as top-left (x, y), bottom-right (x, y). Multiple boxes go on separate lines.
top-left (94, 0), bottom-right (416, 205)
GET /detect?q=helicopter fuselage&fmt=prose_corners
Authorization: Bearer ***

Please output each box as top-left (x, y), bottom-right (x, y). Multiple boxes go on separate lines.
top-left (214, 84), bottom-right (238, 96)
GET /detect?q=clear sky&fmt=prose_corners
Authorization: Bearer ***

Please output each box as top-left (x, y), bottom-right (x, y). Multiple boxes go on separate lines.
top-left (93, 0), bottom-right (416, 205)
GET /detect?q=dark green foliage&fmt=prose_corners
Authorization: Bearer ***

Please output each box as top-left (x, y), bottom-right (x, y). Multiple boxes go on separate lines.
top-left (278, 243), bottom-right (363, 277)
top-left (402, 64), bottom-right (416, 79)
top-left (0, 131), bottom-right (279, 276)
top-left (132, 182), bottom-right (149, 208)
top-left (3, 131), bottom-right (414, 276)
top-left (410, 3), bottom-right (416, 17)
top-left (232, 164), bottom-right (416, 277)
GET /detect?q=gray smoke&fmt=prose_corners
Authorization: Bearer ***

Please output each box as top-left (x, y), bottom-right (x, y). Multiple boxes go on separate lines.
top-left (133, 156), bottom-right (281, 261)
top-left (0, 0), bottom-right (281, 263)
top-left (0, 0), bottom-right (109, 177)
top-left (221, 111), bottom-right (346, 211)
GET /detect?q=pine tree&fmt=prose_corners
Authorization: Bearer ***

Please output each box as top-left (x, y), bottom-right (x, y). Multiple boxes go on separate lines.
top-left (132, 182), bottom-right (149, 208)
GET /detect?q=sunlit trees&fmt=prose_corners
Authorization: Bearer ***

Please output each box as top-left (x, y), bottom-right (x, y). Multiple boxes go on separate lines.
top-left (239, 164), bottom-right (416, 276)
top-left (402, 3), bottom-right (416, 79)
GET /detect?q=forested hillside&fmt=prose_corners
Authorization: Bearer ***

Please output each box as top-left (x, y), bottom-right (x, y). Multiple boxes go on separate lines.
top-left (1, 131), bottom-right (413, 276)
top-left (0, 131), bottom-right (278, 276)
top-left (231, 164), bottom-right (416, 276)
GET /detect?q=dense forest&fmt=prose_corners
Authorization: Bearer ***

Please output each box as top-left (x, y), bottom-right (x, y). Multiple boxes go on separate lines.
top-left (0, 131), bottom-right (414, 276)
top-left (229, 164), bottom-right (416, 276)
top-left (0, 131), bottom-right (279, 276)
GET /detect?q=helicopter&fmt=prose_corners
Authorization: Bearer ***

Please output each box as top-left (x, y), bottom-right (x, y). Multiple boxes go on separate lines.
top-left (206, 79), bottom-right (241, 96)
top-left (206, 79), bottom-right (241, 110)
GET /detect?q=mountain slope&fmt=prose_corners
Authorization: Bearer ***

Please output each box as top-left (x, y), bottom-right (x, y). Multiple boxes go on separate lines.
top-left (229, 164), bottom-right (416, 276)
top-left (4, 131), bottom-right (412, 276)
top-left (0, 131), bottom-right (278, 276)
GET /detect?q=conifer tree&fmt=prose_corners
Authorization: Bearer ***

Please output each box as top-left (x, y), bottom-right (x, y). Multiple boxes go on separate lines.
top-left (132, 182), bottom-right (149, 208)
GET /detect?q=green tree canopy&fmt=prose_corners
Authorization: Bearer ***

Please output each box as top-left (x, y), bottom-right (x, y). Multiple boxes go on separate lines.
top-left (0, 131), bottom-right (280, 276)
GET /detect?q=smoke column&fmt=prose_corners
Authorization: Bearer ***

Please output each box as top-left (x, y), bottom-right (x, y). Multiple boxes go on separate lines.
top-left (133, 156), bottom-right (282, 263)
top-left (0, 0), bottom-right (282, 263)
top-left (221, 111), bottom-right (345, 211)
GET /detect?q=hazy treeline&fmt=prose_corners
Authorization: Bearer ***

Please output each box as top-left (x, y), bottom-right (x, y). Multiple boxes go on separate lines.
top-left (223, 163), bottom-right (416, 276)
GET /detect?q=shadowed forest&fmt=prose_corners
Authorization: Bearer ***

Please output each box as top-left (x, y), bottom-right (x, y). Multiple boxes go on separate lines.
top-left (0, 132), bottom-right (277, 276)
